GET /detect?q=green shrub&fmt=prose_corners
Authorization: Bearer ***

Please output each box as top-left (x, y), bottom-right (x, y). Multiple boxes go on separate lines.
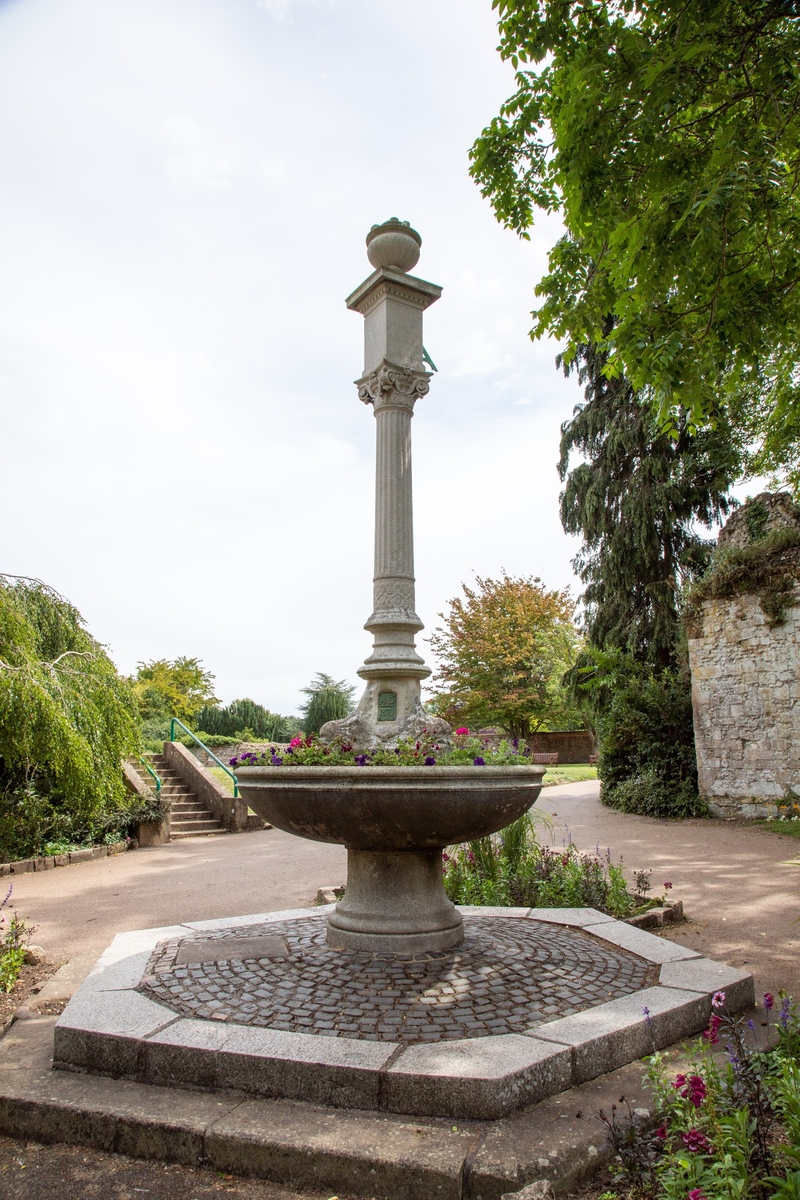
top-left (195, 700), bottom-right (300, 742)
top-left (0, 575), bottom-right (141, 862)
top-left (597, 668), bottom-right (707, 819)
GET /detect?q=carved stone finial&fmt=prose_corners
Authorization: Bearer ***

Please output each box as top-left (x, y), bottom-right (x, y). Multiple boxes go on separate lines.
top-left (366, 219), bottom-right (421, 273)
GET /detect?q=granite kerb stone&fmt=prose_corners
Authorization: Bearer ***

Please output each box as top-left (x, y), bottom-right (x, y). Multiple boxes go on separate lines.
top-left (529, 985), bottom-right (709, 1083)
top-left (143, 1017), bottom-right (397, 1110)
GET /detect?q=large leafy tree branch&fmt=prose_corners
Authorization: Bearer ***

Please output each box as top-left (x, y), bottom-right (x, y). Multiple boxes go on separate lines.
top-left (470, 1), bottom-right (800, 461)
top-left (428, 573), bottom-right (583, 740)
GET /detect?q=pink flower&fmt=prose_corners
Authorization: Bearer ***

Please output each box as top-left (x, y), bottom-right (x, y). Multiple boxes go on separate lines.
top-left (654, 1124), bottom-right (667, 1140)
top-left (687, 1191), bottom-right (707, 1200)
top-left (289, 737), bottom-right (303, 748)
top-left (675, 1074), bottom-right (707, 1108)
top-left (703, 1015), bottom-right (722, 1045)
top-left (681, 1128), bottom-right (711, 1154)
top-left (664, 881), bottom-right (673, 889)
top-left (711, 991), bottom-right (726, 1009)
top-left (455, 727), bottom-right (469, 736)
top-left (764, 993), bottom-right (775, 1011)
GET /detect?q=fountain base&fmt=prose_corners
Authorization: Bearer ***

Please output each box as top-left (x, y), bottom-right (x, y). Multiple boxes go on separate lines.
top-left (326, 848), bottom-right (463, 952)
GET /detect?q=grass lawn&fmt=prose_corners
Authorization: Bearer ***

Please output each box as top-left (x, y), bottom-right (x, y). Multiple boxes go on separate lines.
top-left (757, 819), bottom-right (800, 840)
top-left (542, 764), bottom-right (598, 785)
top-left (209, 766), bottom-right (236, 794)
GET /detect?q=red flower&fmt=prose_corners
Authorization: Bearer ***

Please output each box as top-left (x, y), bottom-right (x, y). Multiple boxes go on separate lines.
top-left (764, 993), bottom-right (775, 1011)
top-left (654, 1124), bottom-right (668, 1140)
top-left (681, 1128), bottom-right (712, 1154)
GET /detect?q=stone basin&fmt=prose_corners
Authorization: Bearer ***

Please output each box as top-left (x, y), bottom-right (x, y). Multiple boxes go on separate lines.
top-left (237, 764), bottom-right (545, 954)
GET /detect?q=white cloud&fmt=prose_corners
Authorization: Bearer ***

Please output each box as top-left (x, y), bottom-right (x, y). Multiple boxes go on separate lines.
top-left (0, 0), bottom-right (581, 713)
top-left (164, 115), bottom-right (242, 189)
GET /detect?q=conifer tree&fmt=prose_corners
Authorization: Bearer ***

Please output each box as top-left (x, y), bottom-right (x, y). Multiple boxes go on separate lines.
top-left (559, 344), bottom-right (740, 668)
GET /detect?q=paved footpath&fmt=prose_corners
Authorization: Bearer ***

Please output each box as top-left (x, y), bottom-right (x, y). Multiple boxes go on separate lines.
top-left (5, 827), bottom-right (347, 965)
top-left (6, 780), bottom-right (800, 1002)
top-left (538, 781), bottom-right (800, 1000)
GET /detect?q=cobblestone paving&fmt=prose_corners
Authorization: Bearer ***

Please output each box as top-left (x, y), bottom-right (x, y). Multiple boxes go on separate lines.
top-left (141, 915), bottom-right (657, 1043)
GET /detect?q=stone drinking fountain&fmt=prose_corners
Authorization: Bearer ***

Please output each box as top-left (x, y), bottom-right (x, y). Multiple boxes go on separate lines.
top-left (45, 222), bottom-right (754, 1183)
top-left (236, 217), bottom-right (546, 954)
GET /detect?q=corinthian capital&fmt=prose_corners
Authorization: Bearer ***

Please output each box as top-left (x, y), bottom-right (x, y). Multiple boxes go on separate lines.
top-left (356, 361), bottom-right (432, 411)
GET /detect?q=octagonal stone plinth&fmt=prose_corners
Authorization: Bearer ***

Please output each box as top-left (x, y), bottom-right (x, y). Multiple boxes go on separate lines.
top-left (52, 906), bottom-right (754, 1121)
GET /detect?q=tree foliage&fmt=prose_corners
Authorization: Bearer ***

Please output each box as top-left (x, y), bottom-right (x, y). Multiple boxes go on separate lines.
top-left (470, 1), bottom-right (800, 462)
top-left (559, 342), bottom-right (739, 666)
top-left (299, 673), bottom-right (356, 736)
top-left (130, 657), bottom-right (218, 724)
top-left (195, 698), bottom-right (301, 743)
top-left (0, 575), bottom-right (141, 858)
top-left (566, 648), bottom-right (705, 817)
top-left (428, 573), bottom-right (583, 740)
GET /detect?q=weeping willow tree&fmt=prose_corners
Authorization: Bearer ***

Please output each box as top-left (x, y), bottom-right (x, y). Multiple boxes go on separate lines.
top-left (299, 673), bottom-right (356, 736)
top-left (0, 575), bottom-right (141, 860)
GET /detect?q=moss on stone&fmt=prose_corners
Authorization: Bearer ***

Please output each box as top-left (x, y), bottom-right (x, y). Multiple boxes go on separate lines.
top-left (686, 525), bottom-right (800, 632)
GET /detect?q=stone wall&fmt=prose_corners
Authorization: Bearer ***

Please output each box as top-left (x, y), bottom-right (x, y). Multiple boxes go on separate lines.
top-left (527, 730), bottom-right (596, 764)
top-left (688, 592), bottom-right (800, 818)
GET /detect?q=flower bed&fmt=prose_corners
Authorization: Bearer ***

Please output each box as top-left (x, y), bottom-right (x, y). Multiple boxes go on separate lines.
top-left (442, 813), bottom-right (674, 920)
top-left (602, 992), bottom-right (800, 1200)
top-left (230, 729), bottom-right (534, 769)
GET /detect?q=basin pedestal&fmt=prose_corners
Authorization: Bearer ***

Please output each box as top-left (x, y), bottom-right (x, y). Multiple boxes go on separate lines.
top-left (326, 848), bottom-right (463, 952)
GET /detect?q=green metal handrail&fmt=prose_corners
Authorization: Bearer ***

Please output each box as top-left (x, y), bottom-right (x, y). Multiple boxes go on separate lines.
top-left (138, 755), bottom-right (162, 798)
top-left (170, 718), bottom-right (240, 798)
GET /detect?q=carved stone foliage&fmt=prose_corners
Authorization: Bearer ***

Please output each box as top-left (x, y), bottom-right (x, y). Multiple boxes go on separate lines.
top-left (357, 362), bottom-right (431, 410)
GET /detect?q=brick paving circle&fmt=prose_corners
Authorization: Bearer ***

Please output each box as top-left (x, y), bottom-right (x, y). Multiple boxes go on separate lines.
top-left (140, 914), bottom-right (657, 1043)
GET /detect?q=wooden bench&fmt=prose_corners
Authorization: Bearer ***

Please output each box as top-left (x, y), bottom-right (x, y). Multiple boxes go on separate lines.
top-left (531, 752), bottom-right (559, 766)
top-left (589, 753), bottom-right (599, 765)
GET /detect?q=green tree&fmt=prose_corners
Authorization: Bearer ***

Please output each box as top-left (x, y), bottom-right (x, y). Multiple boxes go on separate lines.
top-left (0, 574), bottom-right (141, 859)
top-left (428, 573), bottom-right (583, 740)
top-left (130, 657), bottom-right (218, 724)
top-left (299, 674), bottom-right (356, 736)
top-left (470, 1), bottom-right (800, 467)
top-left (195, 698), bottom-right (300, 742)
top-left (559, 342), bottom-right (739, 668)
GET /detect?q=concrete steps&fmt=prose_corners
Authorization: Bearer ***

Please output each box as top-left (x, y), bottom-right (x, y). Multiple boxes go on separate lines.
top-left (131, 754), bottom-right (227, 840)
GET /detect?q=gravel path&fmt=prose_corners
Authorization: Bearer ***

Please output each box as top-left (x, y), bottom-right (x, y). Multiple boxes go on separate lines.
top-left (538, 780), bottom-right (800, 999)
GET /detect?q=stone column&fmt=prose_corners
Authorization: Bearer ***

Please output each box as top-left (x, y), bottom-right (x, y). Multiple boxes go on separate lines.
top-left (320, 219), bottom-right (451, 748)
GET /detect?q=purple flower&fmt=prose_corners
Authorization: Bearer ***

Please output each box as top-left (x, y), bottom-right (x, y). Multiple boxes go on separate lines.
top-left (780, 996), bottom-right (791, 1028)
top-left (229, 758), bottom-right (238, 767)
top-left (642, 1006), bottom-right (653, 1027)
top-left (354, 754), bottom-right (368, 766)
top-left (271, 755), bottom-right (283, 766)
top-left (424, 756), bottom-right (436, 766)
top-left (473, 756), bottom-right (485, 766)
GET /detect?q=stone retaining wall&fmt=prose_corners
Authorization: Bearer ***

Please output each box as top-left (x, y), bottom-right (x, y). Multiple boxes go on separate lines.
top-left (688, 592), bottom-right (800, 818)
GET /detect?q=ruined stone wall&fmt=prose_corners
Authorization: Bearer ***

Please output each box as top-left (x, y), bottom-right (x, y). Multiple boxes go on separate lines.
top-left (688, 592), bottom-right (800, 818)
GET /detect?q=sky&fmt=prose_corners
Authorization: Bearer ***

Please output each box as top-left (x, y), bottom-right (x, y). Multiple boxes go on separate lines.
top-left (1, 0), bottom-right (594, 714)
